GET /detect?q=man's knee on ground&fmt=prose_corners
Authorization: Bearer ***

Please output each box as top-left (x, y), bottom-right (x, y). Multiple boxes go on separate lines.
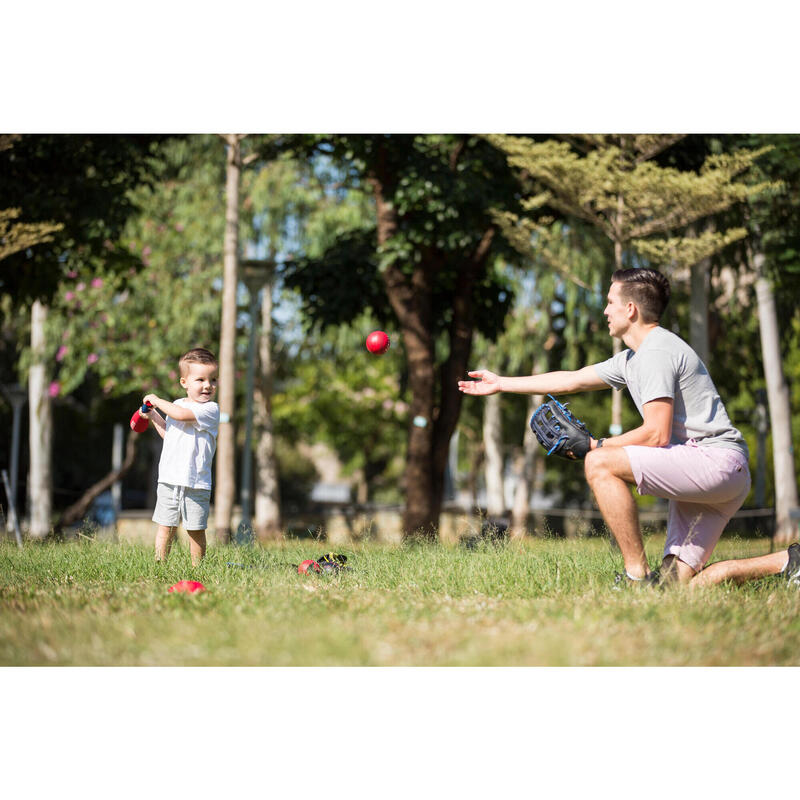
top-left (661, 554), bottom-right (698, 584)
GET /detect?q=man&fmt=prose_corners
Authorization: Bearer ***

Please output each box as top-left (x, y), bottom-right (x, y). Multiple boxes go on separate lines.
top-left (458, 268), bottom-right (800, 587)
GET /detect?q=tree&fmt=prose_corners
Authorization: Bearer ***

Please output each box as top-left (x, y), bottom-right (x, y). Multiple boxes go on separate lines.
top-left (241, 151), bottom-right (375, 539)
top-left (214, 135), bottom-right (248, 544)
top-left (34, 136), bottom-right (225, 528)
top-left (734, 134), bottom-right (800, 544)
top-left (279, 135), bottom-right (521, 538)
top-left (1, 134), bottom-right (166, 537)
top-left (489, 134), bottom-right (772, 437)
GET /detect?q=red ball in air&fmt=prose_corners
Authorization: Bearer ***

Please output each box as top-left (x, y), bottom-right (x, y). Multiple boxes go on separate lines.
top-left (168, 580), bottom-right (206, 594)
top-left (366, 330), bottom-right (390, 355)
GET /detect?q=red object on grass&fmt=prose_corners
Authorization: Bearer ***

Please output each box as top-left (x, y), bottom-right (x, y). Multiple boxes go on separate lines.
top-left (298, 560), bottom-right (321, 575)
top-left (130, 401), bottom-right (153, 432)
top-left (365, 330), bottom-right (390, 355)
top-left (168, 580), bottom-right (206, 594)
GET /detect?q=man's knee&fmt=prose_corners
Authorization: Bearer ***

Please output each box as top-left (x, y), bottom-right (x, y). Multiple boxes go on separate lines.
top-left (661, 554), bottom-right (698, 584)
top-left (584, 448), bottom-right (612, 483)
top-left (584, 447), bottom-right (635, 485)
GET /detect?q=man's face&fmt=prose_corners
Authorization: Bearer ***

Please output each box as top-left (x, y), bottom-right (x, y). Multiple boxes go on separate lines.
top-left (180, 362), bottom-right (218, 403)
top-left (603, 282), bottom-right (632, 338)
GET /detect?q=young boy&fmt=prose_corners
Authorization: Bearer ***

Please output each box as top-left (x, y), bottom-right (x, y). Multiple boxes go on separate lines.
top-left (141, 348), bottom-right (220, 566)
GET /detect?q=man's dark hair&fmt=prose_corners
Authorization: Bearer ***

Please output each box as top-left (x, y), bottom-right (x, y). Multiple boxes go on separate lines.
top-left (611, 268), bottom-right (671, 323)
top-left (179, 347), bottom-right (218, 377)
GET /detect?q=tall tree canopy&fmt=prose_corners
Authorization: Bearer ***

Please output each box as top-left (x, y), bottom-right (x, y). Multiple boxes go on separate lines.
top-left (274, 134), bottom-right (525, 536)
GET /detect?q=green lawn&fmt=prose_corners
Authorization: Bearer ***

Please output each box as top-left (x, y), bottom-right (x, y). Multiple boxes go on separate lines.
top-left (1, 534), bottom-right (798, 666)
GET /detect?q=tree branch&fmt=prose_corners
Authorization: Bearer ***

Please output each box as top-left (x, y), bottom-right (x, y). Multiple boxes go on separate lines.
top-left (58, 431), bottom-right (141, 529)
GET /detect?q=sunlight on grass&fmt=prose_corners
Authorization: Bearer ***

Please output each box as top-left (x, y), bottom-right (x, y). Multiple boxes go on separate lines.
top-left (1, 535), bottom-right (798, 666)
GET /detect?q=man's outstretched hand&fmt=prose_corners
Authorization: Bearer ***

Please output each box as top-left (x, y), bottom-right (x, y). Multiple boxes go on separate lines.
top-left (458, 370), bottom-right (501, 396)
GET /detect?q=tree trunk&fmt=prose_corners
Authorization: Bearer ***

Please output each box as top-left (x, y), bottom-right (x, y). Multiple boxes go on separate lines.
top-left (483, 391), bottom-right (505, 517)
top-left (752, 247), bottom-right (799, 546)
top-left (689, 257), bottom-right (710, 366)
top-left (689, 222), bottom-right (712, 367)
top-left (610, 228), bottom-right (624, 436)
top-left (28, 299), bottom-right (52, 539)
top-left (214, 135), bottom-right (243, 544)
top-left (254, 270), bottom-right (281, 541)
top-left (395, 264), bottom-right (437, 537)
top-left (510, 370), bottom-right (544, 539)
top-left (368, 146), bottom-right (493, 538)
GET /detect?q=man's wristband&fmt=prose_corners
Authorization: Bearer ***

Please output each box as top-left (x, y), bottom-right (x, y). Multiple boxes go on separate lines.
top-left (596, 438), bottom-right (606, 448)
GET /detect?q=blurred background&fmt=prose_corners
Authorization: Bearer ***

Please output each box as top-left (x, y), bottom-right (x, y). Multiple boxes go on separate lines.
top-left (2, 134), bottom-right (798, 547)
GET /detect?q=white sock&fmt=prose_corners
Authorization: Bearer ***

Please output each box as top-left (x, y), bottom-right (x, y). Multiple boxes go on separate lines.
top-left (626, 571), bottom-right (645, 581)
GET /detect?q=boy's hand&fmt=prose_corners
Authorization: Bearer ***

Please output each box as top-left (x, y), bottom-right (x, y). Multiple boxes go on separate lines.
top-left (143, 393), bottom-right (160, 409)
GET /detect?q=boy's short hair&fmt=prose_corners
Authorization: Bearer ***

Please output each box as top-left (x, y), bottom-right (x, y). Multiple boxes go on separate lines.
top-left (611, 268), bottom-right (671, 323)
top-left (178, 348), bottom-right (218, 377)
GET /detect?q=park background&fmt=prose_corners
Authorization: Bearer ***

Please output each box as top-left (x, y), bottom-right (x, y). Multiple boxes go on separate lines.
top-left (4, 3), bottom-right (800, 797)
top-left (2, 132), bottom-right (799, 547)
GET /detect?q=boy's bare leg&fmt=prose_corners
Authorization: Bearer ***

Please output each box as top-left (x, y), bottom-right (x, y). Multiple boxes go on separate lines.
top-left (689, 550), bottom-right (789, 587)
top-left (186, 530), bottom-right (206, 566)
top-left (585, 448), bottom-right (650, 578)
top-left (155, 525), bottom-right (176, 561)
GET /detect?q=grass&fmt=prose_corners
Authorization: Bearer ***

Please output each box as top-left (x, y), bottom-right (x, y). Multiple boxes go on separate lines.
top-left (1, 533), bottom-right (798, 666)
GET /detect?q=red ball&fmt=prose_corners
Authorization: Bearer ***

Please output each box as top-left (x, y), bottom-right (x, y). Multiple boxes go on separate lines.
top-left (366, 330), bottom-right (390, 354)
top-left (168, 580), bottom-right (206, 594)
top-left (298, 559), bottom-right (321, 575)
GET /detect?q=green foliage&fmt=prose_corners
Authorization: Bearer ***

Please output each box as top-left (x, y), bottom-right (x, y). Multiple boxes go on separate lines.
top-left (489, 133), bottom-right (773, 272)
top-left (0, 134), bottom-right (169, 306)
top-left (273, 313), bottom-right (408, 503)
top-left (279, 134), bottom-right (521, 340)
top-left (36, 136), bottom-right (225, 401)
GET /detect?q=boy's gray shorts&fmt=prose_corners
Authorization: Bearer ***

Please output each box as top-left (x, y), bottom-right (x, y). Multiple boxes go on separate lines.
top-left (152, 482), bottom-right (211, 530)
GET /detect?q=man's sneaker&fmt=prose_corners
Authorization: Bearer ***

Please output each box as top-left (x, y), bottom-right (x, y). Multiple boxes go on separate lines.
top-left (783, 543), bottom-right (800, 586)
top-left (612, 570), bottom-right (661, 590)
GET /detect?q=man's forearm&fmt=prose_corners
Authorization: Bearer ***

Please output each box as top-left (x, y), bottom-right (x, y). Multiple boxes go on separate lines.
top-left (498, 371), bottom-right (588, 395)
top-left (498, 373), bottom-right (567, 394)
top-left (590, 424), bottom-right (668, 450)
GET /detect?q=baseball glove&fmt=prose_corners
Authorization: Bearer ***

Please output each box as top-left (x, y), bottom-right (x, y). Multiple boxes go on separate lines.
top-left (529, 395), bottom-right (594, 460)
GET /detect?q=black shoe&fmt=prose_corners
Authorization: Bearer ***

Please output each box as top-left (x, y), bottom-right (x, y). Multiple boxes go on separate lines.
top-left (612, 570), bottom-right (661, 590)
top-left (783, 543), bottom-right (800, 587)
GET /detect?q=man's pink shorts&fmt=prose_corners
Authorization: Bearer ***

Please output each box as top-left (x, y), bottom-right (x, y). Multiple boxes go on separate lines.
top-left (623, 442), bottom-right (751, 572)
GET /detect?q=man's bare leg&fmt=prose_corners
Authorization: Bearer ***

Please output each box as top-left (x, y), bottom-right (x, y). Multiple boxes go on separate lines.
top-left (186, 530), bottom-right (207, 566)
top-left (584, 448), bottom-right (651, 579)
top-left (155, 525), bottom-right (176, 562)
top-left (689, 550), bottom-right (789, 587)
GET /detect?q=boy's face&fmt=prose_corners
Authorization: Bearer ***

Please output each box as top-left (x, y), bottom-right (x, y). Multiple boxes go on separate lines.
top-left (180, 362), bottom-right (218, 403)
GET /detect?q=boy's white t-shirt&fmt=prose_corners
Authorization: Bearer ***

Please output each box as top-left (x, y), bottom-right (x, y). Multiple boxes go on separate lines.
top-left (157, 398), bottom-right (220, 490)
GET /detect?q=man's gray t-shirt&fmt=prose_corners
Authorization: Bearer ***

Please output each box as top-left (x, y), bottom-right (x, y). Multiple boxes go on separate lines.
top-left (592, 327), bottom-right (748, 458)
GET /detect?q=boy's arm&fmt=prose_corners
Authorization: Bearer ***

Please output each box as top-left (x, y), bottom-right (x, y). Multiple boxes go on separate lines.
top-left (147, 408), bottom-right (167, 440)
top-left (143, 394), bottom-right (197, 424)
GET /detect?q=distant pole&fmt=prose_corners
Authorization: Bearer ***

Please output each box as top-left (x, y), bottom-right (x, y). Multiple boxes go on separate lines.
top-left (235, 286), bottom-right (259, 544)
top-left (236, 259), bottom-right (273, 545)
top-left (2, 470), bottom-right (23, 547)
top-left (754, 389), bottom-right (768, 508)
top-left (2, 383), bottom-right (26, 533)
top-left (111, 424), bottom-right (124, 521)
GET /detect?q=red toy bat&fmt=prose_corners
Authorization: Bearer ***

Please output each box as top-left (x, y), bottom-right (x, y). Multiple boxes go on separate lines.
top-left (130, 401), bottom-right (153, 432)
